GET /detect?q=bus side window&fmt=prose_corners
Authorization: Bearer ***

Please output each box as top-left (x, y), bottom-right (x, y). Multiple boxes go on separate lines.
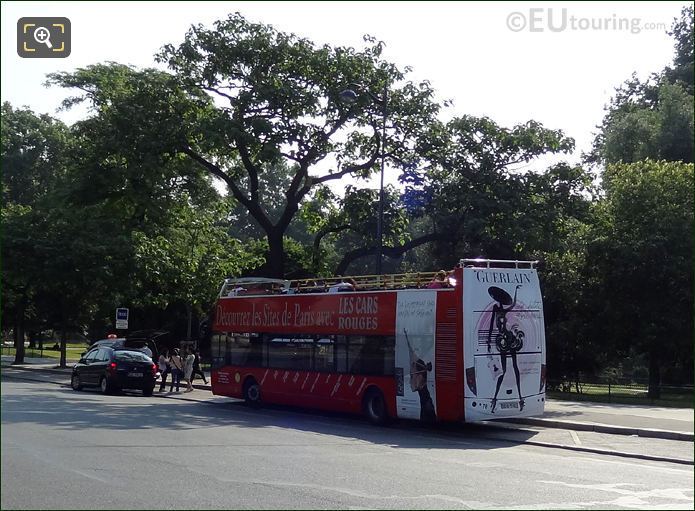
top-left (229, 333), bottom-right (253, 366)
top-left (210, 333), bottom-right (225, 369)
top-left (347, 336), bottom-right (367, 374)
top-left (225, 333), bottom-right (236, 366)
top-left (248, 334), bottom-right (263, 367)
top-left (335, 336), bottom-right (347, 373)
top-left (347, 335), bottom-right (395, 376)
top-left (314, 337), bottom-right (335, 372)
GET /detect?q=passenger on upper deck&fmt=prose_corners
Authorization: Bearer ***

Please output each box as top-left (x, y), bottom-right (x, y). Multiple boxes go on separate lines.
top-left (227, 286), bottom-right (246, 297)
top-left (426, 270), bottom-right (451, 289)
top-left (328, 277), bottom-right (356, 293)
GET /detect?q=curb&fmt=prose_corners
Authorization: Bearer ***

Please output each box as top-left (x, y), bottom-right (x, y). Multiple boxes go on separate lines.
top-left (2, 364), bottom-right (214, 390)
top-left (503, 417), bottom-right (694, 442)
top-left (513, 437), bottom-right (693, 466)
top-left (1, 365), bottom-right (72, 376)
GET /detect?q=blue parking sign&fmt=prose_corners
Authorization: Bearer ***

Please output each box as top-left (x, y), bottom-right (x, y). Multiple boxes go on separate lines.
top-left (116, 308), bottom-right (129, 321)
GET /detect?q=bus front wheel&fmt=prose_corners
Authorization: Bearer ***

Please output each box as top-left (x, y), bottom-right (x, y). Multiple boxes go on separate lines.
top-left (363, 388), bottom-right (390, 426)
top-left (243, 378), bottom-right (261, 407)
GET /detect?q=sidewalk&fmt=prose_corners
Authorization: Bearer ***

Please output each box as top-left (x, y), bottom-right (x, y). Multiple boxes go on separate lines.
top-left (504, 400), bottom-right (694, 441)
top-left (2, 356), bottom-right (692, 442)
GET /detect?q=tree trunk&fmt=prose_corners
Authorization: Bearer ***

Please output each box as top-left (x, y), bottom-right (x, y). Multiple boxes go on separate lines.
top-left (12, 299), bottom-right (26, 365)
top-left (59, 315), bottom-right (67, 368)
top-left (267, 229), bottom-right (285, 278)
top-left (186, 303), bottom-right (192, 341)
top-left (647, 348), bottom-right (661, 399)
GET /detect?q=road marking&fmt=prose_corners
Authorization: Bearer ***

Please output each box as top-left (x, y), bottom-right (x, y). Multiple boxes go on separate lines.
top-left (538, 480), bottom-right (693, 507)
top-left (67, 468), bottom-right (111, 484)
top-left (570, 430), bottom-right (582, 445)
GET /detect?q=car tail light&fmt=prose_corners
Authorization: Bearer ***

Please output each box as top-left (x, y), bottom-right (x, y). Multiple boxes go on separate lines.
top-left (540, 364), bottom-right (547, 392)
top-left (465, 367), bottom-right (477, 395)
top-left (108, 362), bottom-right (117, 373)
top-left (151, 363), bottom-right (157, 376)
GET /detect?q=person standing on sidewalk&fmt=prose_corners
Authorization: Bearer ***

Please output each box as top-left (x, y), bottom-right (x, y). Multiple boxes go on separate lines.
top-left (183, 346), bottom-right (195, 393)
top-left (158, 349), bottom-right (170, 392)
top-left (191, 349), bottom-right (208, 384)
top-left (169, 348), bottom-right (184, 392)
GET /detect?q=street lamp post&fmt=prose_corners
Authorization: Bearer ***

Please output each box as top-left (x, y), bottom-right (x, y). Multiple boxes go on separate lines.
top-left (339, 83), bottom-right (388, 276)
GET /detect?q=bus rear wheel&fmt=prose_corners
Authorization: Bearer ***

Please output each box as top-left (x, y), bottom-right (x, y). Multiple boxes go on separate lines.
top-left (243, 378), bottom-right (261, 407)
top-left (363, 388), bottom-right (390, 426)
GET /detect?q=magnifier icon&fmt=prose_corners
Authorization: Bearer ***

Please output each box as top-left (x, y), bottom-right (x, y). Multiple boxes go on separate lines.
top-left (33, 26), bottom-right (52, 49)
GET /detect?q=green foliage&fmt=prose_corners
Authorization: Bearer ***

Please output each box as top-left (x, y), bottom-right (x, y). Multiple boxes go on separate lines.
top-left (50, 13), bottom-right (443, 277)
top-left (1, 105), bottom-right (74, 362)
top-left (664, 5), bottom-right (694, 93)
top-left (590, 160), bottom-right (694, 391)
top-left (1, 102), bottom-right (72, 206)
top-left (3, 10), bottom-right (693, 387)
top-left (596, 80), bottom-right (693, 164)
top-left (405, 115), bottom-right (576, 269)
top-left (132, 195), bottom-right (261, 313)
top-left (590, 7), bottom-right (694, 165)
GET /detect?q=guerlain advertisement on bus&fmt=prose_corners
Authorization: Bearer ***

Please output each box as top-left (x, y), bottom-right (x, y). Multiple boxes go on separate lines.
top-left (462, 268), bottom-right (546, 420)
top-left (395, 291), bottom-right (437, 421)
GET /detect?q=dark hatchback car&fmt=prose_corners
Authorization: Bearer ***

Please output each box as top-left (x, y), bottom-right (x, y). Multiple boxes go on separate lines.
top-left (71, 347), bottom-right (157, 396)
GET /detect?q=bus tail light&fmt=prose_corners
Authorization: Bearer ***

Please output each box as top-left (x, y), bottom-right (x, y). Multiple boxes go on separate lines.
top-left (540, 364), bottom-right (547, 392)
top-left (465, 367), bottom-right (477, 395)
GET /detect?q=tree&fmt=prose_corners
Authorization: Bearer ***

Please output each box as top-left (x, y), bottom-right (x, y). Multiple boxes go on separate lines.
top-left (48, 13), bottom-right (442, 278)
top-left (303, 184), bottom-right (409, 275)
top-left (589, 6), bottom-right (694, 165)
top-left (593, 80), bottom-right (693, 165)
top-left (1, 103), bottom-right (72, 364)
top-left (589, 160), bottom-right (693, 396)
top-left (664, 5), bottom-right (694, 93)
top-left (401, 115), bottom-right (575, 269)
top-left (132, 194), bottom-right (262, 338)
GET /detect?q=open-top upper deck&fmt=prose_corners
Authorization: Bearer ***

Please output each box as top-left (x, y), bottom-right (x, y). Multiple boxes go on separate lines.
top-left (217, 258), bottom-right (538, 299)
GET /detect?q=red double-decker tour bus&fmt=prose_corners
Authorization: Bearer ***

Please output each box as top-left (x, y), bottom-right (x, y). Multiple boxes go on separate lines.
top-left (210, 259), bottom-right (547, 424)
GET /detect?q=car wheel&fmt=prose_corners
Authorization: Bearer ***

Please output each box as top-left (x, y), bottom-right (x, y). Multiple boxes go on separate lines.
top-left (100, 376), bottom-right (113, 395)
top-left (71, 374), bottom-right (82, 391)
top-left (243, 378), bottom-right (261, 407)
top-left (363, 388), bottom-right (390, 426)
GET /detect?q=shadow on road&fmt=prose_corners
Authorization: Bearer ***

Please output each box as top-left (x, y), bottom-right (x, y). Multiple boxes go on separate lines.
top-left (1, 376), bottom-right (538, 451)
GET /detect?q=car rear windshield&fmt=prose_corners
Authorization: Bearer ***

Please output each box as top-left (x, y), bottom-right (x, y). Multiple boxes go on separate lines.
top-left (114, 351), bottom-right (151, 362)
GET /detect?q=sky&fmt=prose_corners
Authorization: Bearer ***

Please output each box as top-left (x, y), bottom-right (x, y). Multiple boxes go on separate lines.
top-left (1, 1), bottom-right (687, 185)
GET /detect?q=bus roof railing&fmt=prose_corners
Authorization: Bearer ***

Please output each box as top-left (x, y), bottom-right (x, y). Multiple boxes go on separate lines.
top-left (219, 277), bottom-right (291, 298)
top-left (460, 258), bottom-right (539, 269)
top-left (219, 259), bottom-right (539, 297)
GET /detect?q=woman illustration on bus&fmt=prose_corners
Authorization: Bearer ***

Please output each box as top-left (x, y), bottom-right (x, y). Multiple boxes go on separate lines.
top-left (404, 329), bottom-right (436, 421)
top-left (487, 285), bottom-right (525, 413)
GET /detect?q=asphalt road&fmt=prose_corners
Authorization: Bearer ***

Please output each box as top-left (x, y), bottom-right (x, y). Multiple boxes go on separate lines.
top-left (2, 377), bottom-right (693, 510)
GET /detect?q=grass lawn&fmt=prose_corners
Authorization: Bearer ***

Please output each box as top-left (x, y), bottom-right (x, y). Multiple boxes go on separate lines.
top-left (1, 343), bottom-right (87, 363)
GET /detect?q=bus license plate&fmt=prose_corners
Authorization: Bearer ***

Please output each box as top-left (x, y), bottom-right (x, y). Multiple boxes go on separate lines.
top-left (128, 372), bottom-right (143, 377)
top-left (500, 402), bottom-right (519, 409)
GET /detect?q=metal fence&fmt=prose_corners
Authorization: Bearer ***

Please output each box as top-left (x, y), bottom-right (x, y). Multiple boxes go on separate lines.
top-left (548, 375), bottom-right (693, 405)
